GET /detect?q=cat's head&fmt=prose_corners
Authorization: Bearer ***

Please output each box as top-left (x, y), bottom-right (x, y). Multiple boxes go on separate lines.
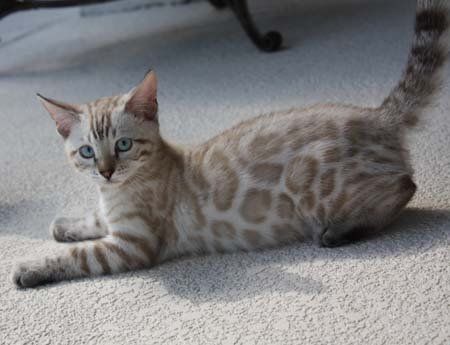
top-left (38, 71), bottom-right (160, 185)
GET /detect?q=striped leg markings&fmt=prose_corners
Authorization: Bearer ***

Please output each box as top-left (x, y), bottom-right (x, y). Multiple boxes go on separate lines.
top-left (79, 248), bottom-right (91, 275)
top-left (68, 235), bottom-right (154, 277)
top-left (94, 243), bottom-right (111, 275)
top-left (55, 209), bottom-right (159, 277)
top-left (112, 232), bottom-right (156, 265)
top-left (102, 241), bottom-right (147, 269)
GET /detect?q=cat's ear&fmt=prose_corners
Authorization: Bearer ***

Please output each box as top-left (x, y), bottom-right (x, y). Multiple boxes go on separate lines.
top-left (125, 70), bottom-right (158, 122)
top-left (37, 94), bottom-right (81, 138)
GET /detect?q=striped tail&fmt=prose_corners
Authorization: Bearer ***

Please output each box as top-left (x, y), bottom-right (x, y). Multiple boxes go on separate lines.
top-left (380, 0), bottom-right (449, 128)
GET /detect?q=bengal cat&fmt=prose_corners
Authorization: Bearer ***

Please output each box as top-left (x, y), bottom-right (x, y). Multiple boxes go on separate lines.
top-left (12, 0), bottom-right (448, 288)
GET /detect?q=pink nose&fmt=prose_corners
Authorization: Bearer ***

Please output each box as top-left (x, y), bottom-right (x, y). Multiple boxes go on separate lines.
top-left (99, 169), bottom-right (114, 180)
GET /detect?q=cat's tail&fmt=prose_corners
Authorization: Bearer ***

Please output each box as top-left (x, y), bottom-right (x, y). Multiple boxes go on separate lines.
top-left (379, 0), bottom-right (449, 129)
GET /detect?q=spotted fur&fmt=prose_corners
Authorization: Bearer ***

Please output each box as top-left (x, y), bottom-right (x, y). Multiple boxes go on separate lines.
top-left (12, 1), bottom-right (448, 288)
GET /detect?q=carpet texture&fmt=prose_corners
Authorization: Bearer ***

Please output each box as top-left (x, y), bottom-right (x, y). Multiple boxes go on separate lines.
top-left (0, 0), bottom-right (449, 344)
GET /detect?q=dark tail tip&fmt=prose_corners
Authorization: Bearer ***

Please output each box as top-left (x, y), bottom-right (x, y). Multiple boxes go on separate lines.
top-left (415, 8), bottom-right (448, 35)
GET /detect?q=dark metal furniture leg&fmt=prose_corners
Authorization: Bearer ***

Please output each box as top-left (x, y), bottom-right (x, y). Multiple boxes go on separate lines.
top-left (208, 0), bottom-right (282, 52)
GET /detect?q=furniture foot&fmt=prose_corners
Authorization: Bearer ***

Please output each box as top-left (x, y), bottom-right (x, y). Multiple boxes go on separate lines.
top-left (209, 0), bottom-right (282, 52)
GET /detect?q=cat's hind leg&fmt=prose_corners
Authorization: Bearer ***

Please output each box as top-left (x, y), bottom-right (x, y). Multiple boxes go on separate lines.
top-left (319, 174), bottom-right (416, 247)
top-left (50, 211), bottom-right (107, 242)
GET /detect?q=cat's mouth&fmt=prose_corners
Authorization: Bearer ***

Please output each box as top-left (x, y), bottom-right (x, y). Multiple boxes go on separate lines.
top-left (105, 178), bottom-right (121, 184)
top-left (98, 177), bottom-right (122, 185)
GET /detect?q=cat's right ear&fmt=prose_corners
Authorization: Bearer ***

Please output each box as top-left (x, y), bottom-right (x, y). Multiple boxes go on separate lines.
top-left (37, 94), bottom-right (81, 138)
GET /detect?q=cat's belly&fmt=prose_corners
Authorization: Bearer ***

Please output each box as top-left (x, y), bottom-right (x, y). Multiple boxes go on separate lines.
top-left (163, 200), bottom-right (311, 260)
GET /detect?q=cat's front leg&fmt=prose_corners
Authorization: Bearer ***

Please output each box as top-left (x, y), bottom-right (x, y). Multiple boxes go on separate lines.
top-left (13, 231), bottom-right (158, 288)
top-left (50, 211), bottom-right (107, 242)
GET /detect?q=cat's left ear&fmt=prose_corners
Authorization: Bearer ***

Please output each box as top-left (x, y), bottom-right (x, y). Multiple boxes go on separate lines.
top-left (125, 70), bottom-right (158, 122)
top-left (37, 94), bottom-right (81, 139)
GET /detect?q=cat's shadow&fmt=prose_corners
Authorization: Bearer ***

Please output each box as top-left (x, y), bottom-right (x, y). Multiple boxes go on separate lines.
top-left (138, 207), bottom-right (449, 303)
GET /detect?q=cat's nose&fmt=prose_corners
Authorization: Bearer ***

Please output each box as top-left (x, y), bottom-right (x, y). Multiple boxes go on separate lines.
top-left (99, 169), bottom-right (114, 180)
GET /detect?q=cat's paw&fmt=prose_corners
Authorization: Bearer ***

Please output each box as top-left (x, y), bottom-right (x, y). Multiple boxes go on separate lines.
top-left (319, 225), bottom-right (363, 248)
top-left (319, 230), bottom-right (343, 248)
top-left (50, 217), bottom-right (80, 242)
top-left (12, 262), bottom-right (52, 288)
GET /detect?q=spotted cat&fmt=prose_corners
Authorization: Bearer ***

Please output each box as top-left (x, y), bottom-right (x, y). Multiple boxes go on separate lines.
top-left (13, 0), bottom-right (449, 288)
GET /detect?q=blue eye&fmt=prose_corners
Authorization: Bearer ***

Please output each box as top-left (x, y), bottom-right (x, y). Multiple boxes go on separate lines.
top-left (116, 138), bottom-right (133, 152)
top-left (79, 145), bottom-right (95, 159)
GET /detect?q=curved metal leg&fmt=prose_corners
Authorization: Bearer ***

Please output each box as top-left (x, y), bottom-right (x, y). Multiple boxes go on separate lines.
top-left (219, 0), bottom-right (282, 52)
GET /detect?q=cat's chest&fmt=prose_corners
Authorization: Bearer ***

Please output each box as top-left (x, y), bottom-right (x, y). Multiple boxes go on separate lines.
top-left (98, 189), bottom-right (140, 222)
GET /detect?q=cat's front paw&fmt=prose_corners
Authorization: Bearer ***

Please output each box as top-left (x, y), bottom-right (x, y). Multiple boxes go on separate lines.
top-left (50, 217), bottom-right (80, 242)
top-left (12, 262), bottom-right (52, 288)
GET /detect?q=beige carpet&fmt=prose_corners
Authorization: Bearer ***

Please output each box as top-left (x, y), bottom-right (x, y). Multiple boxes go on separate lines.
top-left (0, 0), bottom-right (449, 344)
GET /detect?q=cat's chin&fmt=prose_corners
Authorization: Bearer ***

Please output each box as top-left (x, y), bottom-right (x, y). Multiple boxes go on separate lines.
top-left (96, 178), bottom-right (123, 186)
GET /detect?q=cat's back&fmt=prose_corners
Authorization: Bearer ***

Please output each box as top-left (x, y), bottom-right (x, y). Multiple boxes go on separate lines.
top-left (195, 103), bottom-right (375, 164)
top-left (184, 102), bottom-right (408, 198)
